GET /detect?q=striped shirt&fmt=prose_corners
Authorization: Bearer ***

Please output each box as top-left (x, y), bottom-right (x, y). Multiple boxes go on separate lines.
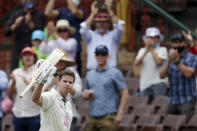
top-left (167, 52), bottom-right (197, 104)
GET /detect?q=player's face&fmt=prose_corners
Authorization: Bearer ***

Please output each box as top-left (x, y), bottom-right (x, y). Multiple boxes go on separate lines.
top-left (56, 60), bottom-right (67, 71)
top-left (58, 75), bottom-right (74, 93)
top-left (22, 52), bottom-right (35, 67)
top-left (95, 21), bottom-right (109, 34)
top-left (95, 52), bottom-right (108, 66)
top-left (32, 39), bottom-right (42, 48)
top-left (57, 28), bottom-right (70, 39)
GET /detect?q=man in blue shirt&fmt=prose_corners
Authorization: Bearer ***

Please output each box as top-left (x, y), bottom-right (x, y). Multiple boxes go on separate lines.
top-left (45, 0), bottom-right (86, 76)
top-left (82, 45), bottom-right (128, 131)
top-left (160, 33), bottom-right (197, 122)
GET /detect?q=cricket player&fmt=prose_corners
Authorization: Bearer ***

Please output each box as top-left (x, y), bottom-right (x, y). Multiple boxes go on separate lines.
top-left (32, 69), bottom-right (75, 131)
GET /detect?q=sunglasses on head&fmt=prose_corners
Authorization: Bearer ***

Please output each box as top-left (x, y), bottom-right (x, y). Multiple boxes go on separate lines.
top-left (95, 52), bottom-right (107, 56)
top-left (57, 29), bottom-right (69, 33)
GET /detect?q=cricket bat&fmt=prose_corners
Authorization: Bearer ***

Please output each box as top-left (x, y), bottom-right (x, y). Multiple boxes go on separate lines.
top-left (19, 49), bottom-right (64, 98)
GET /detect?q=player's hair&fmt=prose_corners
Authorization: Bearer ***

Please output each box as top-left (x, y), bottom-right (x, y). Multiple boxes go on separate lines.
top-left (58, 69), bottom-right (75, 82)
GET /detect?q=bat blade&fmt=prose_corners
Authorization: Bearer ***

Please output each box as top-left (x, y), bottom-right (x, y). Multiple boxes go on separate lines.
top-left (19, 49), bottom-right (64, 98)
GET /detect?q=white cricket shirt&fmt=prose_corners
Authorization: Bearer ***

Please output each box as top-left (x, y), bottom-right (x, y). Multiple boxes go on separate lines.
top-left (39, 89), bottom-right (73, 131)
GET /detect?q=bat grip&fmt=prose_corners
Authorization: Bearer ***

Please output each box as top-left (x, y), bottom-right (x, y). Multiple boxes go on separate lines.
top-left (19, 80), bottom-right (36, 99)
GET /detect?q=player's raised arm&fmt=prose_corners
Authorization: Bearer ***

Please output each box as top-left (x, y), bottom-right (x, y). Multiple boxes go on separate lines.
top-left (32, 84), bottom-right (44, 106)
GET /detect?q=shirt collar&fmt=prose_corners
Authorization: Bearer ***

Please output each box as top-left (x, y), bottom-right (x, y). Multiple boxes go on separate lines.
top-left (96, 65), bottom-right (109, 72)
top-left (22, 64), bottom-right (35, 72)
top-left (95, 29), bottom-right (109, 35)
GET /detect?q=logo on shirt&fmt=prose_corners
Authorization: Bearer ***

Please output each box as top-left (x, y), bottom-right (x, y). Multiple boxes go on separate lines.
top-left (64, 112), bottom-right (70, 128)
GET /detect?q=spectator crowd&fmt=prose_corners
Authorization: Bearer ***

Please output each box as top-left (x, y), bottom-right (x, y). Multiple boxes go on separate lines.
top-left (0, 0), bottom-right (197, 131)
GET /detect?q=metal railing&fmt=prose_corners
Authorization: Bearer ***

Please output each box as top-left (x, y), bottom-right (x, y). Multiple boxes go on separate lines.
top-left (142, 0), bottom-right (197, 39)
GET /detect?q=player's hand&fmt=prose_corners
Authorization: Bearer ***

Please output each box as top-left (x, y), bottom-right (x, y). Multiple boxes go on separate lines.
top-left (169, 48), bottom-right (179, 62)
top-left (115, 113), bottom-right (123, 126)
top-left (10, 73), bottom-right (16, 82)
top-left (25, 12), bottom-right (32, 24)
top-left (82, 90), bottom-right (94, 100)
top-left (91, 1), bottom-right (98, 15)
top-left (182, 30), bottom-right (193, 42)
top-left (144, 38), bottom-right (153, 50)
top-left (14, 16), bottom-right (24, 27)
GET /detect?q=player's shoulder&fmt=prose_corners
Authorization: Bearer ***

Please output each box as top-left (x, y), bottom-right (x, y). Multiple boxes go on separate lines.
top-left (108, 67), bottom-right (122, 75)
top-left (13, 68), bottom-right (22, 74)
top-left (42, 89), bottom-right (56, 98)
top-left (186, 52), bottom-right (197, 60)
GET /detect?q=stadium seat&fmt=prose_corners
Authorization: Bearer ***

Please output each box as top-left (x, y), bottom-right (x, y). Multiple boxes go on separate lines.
top-left (125, 77), bottom-right (139, 94)
top-left (131, 105), bottom-right (155, 116)
top-left (132, 114), bottom-right (161, 131)
top-left (161, 114), bottom-right (186, 131)
top-left (155, 104), bottom-right (167, 116)
top-left (2, 114), bottom-right (14, 131)
top-left (78, 104), bottom-right (89, 117)
top-left (151, 96), bottom-right (167, 106)
top-left (116, 114), bottom-right (135, 131)
top-left (125, 96), bottom-right (149, 114)
top-left (179, 114), bottom-right (197, 131)
top-left (140, 125), bottom-right (162, 131)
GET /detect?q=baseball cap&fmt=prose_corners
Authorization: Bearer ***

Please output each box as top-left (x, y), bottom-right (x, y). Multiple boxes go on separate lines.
top-left (21, 47), bottom-right (36, 55)
top-left (95, 45), bottom-right (109, 54)
top-left (170, 33), bottom-right (185, 42)
top-left (23, 0), bottom-right (35, 9)
top-left (31, 30), bottom-right (45, 41)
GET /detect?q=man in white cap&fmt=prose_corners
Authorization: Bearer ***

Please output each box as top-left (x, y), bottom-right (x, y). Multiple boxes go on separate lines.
top-left (134, 27), bottom-right (168, 102)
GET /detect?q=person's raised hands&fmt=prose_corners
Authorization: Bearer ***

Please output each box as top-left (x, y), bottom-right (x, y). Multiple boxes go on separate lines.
top-left (14, 16), bottom-right (24, 27)
top-left (91, 1), bottom-right (99, 16)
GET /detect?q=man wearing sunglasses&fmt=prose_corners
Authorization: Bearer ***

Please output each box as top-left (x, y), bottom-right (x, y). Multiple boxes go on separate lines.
top-left (82, 45), bottom-right (128, 131)
top-left (39, 19), bottom-right (77, 67)
top-left (160, 33), bottom-right (197, 122)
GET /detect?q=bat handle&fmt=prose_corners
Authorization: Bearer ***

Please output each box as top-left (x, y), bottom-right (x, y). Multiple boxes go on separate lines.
top-left (19, 80), bottom-right (36, 99)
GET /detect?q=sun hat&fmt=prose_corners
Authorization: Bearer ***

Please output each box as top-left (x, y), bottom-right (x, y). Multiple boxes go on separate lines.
top-left (56, 19), bottom-right (76, 35)
top-left (143, 27), bottom-right (164, 42)
top-left (58, 49), bottom-right (75, 67)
